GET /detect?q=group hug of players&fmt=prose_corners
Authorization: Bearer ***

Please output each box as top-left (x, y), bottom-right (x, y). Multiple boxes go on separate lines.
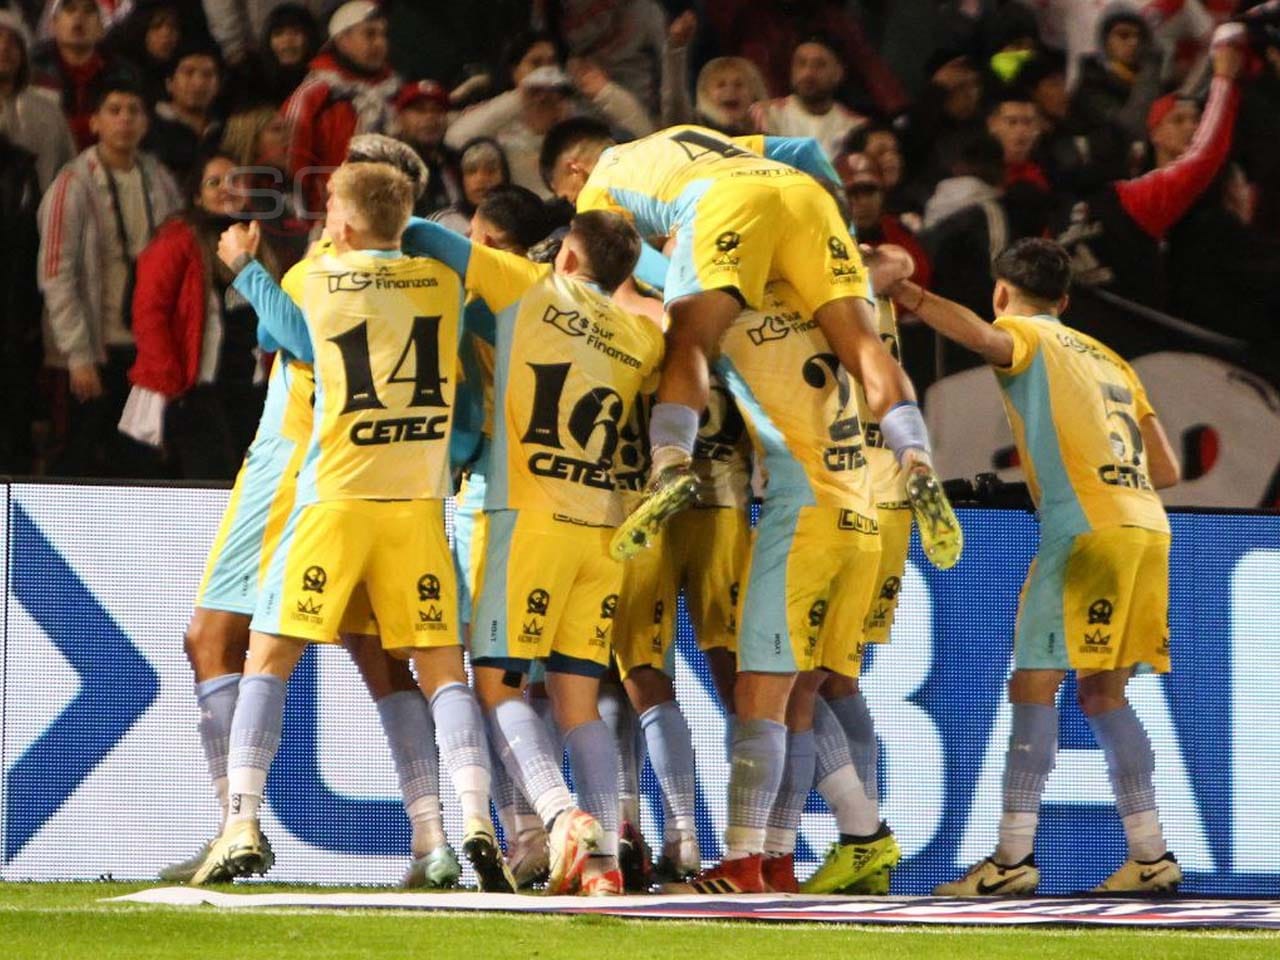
top-left (169, 118), bottom-right (1184, 899)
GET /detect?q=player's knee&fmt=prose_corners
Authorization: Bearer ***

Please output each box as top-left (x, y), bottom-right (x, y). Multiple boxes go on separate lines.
top-left (821, 672), bottom-right (858, 699)
top-left (183, 614), bottom-right (247, 678)
top-left (623, 665), bottom-right (675, 713)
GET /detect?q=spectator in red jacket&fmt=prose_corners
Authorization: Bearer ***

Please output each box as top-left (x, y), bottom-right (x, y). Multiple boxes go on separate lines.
top-left (280, 0), bottom-right (399, 219)
top-left (129, 153), bottom-right (278, 479)
top-left (987, 87), bottom-right (1050, 192)
top-left (32, 0), bottom-right (120, 150)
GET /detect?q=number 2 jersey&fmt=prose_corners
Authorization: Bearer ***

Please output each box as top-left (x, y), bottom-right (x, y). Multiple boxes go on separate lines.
top-left (294, 249), bottom-right (464, 504)
top-left (993, 314), bottom-right (1169, 539)
top-left (716, 279), bottom-right (875, 523)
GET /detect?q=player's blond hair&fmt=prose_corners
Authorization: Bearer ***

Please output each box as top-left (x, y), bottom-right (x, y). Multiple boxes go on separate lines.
top-left (328, 162), bottom-right (414, 243)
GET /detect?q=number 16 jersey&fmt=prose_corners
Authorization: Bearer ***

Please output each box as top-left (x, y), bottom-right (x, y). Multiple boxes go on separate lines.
top-left (296, 249), bottom-right (464, 505)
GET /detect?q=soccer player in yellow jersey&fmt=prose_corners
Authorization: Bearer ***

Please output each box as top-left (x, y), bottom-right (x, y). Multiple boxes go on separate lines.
top-left (538, 118), bottom-right (961, 573)
top-left (191, 162), bottom-right (514, 892)
top-left (887, 239), bottom-right (1183, 896)
top-left (401, 211), bottom-right (665, 896)
top-left (170, 136), bottom-right (471, 890)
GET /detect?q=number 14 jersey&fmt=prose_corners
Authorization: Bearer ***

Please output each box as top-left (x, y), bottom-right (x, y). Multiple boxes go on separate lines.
top-left (296, 249), bottom-right (464, 505)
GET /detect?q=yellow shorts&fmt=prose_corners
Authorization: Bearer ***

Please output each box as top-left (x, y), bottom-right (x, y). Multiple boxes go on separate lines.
top-left (251, 499), bottom-right (457, 650)
top-left (862, 505), bottom-right (913, 644)
top-left (1015, 526), bottom-right (1171, 673)
top-left (614, 506), bottom-right (751, 678)
top-left (737, 502), bottom-right (881, 677)
top-left (471, 510), bottom-right (623, 677)
top-left (668, 176), bottom-right (871, 312)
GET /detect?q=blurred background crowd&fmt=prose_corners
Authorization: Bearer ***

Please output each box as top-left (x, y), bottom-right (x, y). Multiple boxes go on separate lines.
top-left (1, 0), bottom-right (1277, 504)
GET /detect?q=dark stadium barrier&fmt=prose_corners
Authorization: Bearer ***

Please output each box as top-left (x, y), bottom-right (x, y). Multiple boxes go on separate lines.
top-left (2, 481), bottom-right (1278, 895)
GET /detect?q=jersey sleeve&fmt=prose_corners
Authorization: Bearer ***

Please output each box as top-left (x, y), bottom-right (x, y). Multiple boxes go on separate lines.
top-left (735, 135), bottom-right (842, 186)
top-left (634, 243), bottom-right (671, 292)
top-left (992, 317), bottom-right (1038, 377)
top-left (234, 259), bottom-right (314, 363)
top-left (401, 216), bottom-right (472, 279)
top-left (576, 181), bottom-right (630, 219)
top-left (465, 243), bottom-right (550, 315)
top-left (1127, 361), bottom-right (1155, 420)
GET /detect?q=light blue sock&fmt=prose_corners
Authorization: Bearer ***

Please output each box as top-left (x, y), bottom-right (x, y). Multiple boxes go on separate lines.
top-left (430, 682), bottom-right (491, 823)
top-left (564, 719), bottom-right (620, 857)
top-left (650, 402), bottom-right (698, 454)
top-left (194, 672), bottom-right (240, 817)
top-left (225, 674), bottom-right (286, 823)
top-left (492, 699), bottom-right (574, 827)
top-left (530, 694), bottom-right (564, 762)
top-left (765, 730), bottom-right (816, 856)
top-left (598, 685), bottom-right (641, 823)
top-left (813, 697), bottom-right (879, 837)
top-left (725, 717), bottom-right (788, 857)
top-left (996, 703), bottom-right (1058, 865)
top-left (828, 693), bottom-right (879, 805)
top-left (639, 701), bottom-right (697, 840)
top-left (1089, 705), bottom-right (1167, 861)
top-left (376, 690), bottom-right (444, 856)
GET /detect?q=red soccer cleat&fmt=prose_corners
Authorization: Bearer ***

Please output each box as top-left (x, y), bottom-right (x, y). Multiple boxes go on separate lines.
top-left (762, 853), bottom-right (799, 893)
top-left (687, 854), bottom-right (767, 894)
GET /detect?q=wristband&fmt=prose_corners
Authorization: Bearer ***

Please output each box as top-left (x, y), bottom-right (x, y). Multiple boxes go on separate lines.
top-left (880, 401), bottom-right (931, 466)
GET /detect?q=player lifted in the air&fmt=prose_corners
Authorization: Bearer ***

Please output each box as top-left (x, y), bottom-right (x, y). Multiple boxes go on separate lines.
top-left (403, 211), bottom-right (665, 896)
top-left (886, 238), bottom-right (1182, 895)
top-left (190, 162), bottom-right (512, 891)
top-left (538, 120), bottom-right (960, 572)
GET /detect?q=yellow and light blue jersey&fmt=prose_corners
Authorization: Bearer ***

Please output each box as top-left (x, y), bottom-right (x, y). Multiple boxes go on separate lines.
top-left (856, 298), bottom-right (909, 507)
top-left (576, 126), bottom-right (830, 238)
top-left (993, 314), bottom-right (1169, 539)
top-left (293, 249), bottom-right (465, 504)
top-left (716, 280), bottom-right (874, 519)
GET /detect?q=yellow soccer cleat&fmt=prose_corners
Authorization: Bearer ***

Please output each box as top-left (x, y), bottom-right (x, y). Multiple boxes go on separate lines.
top-left (933, 855), bottom-right (1039, 896)
top-left (610, 464), bottom-right (700, 561)
top-left (800, 827), bottom-right (901, 895)
top-left (905, 467), bottom-right (962, 570)
top-left (1092, 852), bottom-right (1182, 895)
top-left (189, 820), bottom-right (272, 886)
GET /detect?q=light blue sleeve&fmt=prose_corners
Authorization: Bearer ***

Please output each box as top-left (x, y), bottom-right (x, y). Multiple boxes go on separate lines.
top-left (401, 216), bottom-right (472, 279)
top-left (762, 136), bottom-right (842, 188)
top-left (233, 260), bottom-right (314, 363)
top-left (634, 242), bottom-right (670, 293)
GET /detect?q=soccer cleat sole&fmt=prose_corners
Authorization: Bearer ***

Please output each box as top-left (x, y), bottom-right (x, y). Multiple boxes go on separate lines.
top-left (463, 834), bottom-right (517, 893)
top-left (906, 470), bottom-right (963, 570)
top-left (609, 473), bottom-right (700, 561)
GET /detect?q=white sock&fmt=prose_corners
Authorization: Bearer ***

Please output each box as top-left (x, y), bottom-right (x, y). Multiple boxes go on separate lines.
top-left (817, 766), bottom-right (880, 837)
top-left (995, 812), bottom-right (1038, 865)
top-left (1122, 810), bottom-right (1168, 862)
top-left (408, 795), bottom-right (447, 856)
top-left (225, 767), bottom-right (266, 826)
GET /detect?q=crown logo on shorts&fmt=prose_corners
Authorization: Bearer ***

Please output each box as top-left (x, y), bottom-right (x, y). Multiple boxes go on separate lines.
top-left (296, 598), bottom-right (323, 616)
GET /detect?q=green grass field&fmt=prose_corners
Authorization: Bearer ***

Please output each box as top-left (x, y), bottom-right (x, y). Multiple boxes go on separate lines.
top-left (3, 882), bottom-right (1278, 960)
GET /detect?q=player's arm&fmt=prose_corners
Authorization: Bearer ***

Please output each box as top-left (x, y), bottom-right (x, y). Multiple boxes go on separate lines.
top-left (862, 244), bottom-right (915, 296)
top-left (1141, 415), bottom-right (1181, 489)
top-left (220, 222), bottom-right (314, 362)
top-left (732, 134), bottom-right (842, 187)
top-left (401, 216), bottom-right (545, 313)
top-left (889, 279), bottom-right (1015, 368)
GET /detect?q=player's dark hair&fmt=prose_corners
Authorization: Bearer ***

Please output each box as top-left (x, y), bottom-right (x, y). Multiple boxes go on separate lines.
top-left (476, 185), bottom-right (550, 252)
top-left (992, 238), bottom-right (1072, 303)
top-left (539, 116), bottom-right (613, 189)
top-left (570, 210), bottom-right (641, 293)
top-left (89, 68), bottom-right (146, 112)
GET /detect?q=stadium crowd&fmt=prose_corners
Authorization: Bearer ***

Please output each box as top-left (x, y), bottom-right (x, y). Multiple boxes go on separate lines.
top-left (0, 0), bottom-right (1277, 481)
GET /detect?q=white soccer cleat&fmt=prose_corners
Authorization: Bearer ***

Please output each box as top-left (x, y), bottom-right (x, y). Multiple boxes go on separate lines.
top-left (547, 808), bottom-right (603, 895)
top-left (933, 855), bottom-right (1039, 896)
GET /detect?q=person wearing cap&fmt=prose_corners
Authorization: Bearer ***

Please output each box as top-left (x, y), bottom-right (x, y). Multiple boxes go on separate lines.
top-left (446, 33), bottom-right (651, 199)
top-left (280, 0), bottom-right (400, 216)
top-left (839, 151), bottom-right (932, 297)
top-left (394, 79), bottom-right (460, 216)
top-left (0, 9), bottom-right (75, 191)
top-left (752, 35), bottom-right (867, 161)
top-left (1071, 4), bottom-right (1164, 147)
top-left (144, 43), bottom-right (224, 182)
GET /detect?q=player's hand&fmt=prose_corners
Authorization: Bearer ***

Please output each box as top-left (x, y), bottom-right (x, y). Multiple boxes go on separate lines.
top-left (863, 243), bottom-right (916, 294)
top-left (69, 363), bottom-right (103, 402)
top-left (568, 57), bottom-right (610, 98)
top-left (218, 221), bottom-right (260, 271)
top-left (1210, 23), bottom-right (1247, 80)
top-left (668, 10), bottom-right (696, 48)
